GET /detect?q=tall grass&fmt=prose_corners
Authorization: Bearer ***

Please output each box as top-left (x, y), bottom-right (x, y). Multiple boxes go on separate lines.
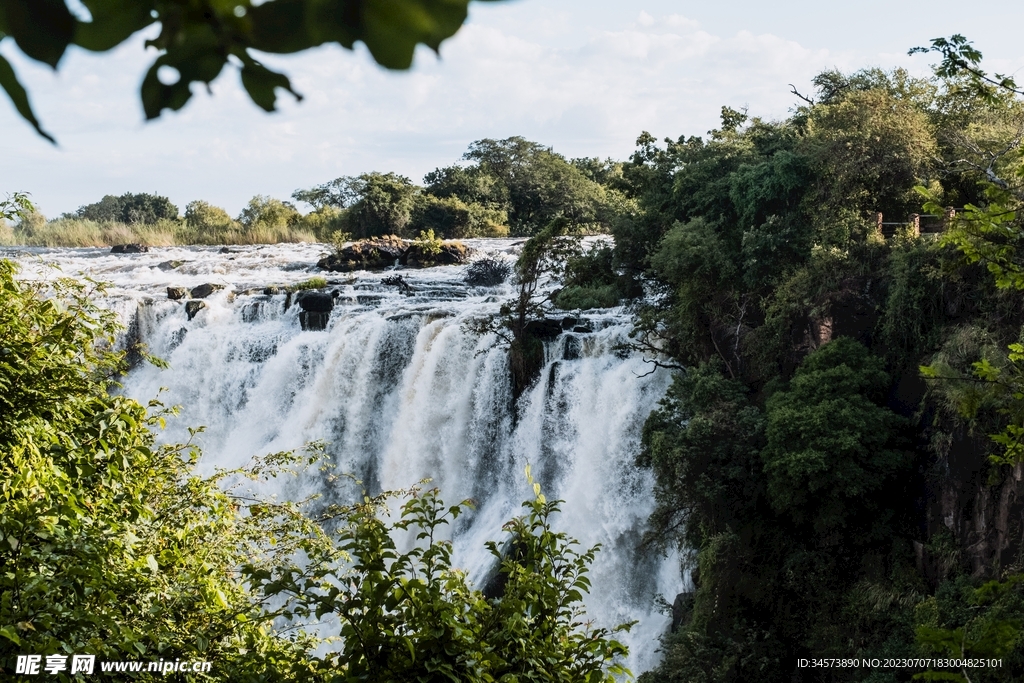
top-left (1, 218), bottom-right (322, 248)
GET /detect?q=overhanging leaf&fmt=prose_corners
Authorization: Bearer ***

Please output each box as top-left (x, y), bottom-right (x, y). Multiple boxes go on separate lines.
top-left (239, 55), bottom-right (302, 112)
top-left (75, 0), bottom-right (154, 52)
top-left (0, 52), bottom-right (55, 142)
top-left (0, 0), bottom-right (75, 67)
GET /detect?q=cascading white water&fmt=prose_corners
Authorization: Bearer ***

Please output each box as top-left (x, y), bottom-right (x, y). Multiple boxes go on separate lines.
top-left (7, 241), bottom-right (682, 673)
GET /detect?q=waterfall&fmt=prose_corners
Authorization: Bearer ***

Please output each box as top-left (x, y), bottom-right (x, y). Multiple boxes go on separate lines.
top-left (9, 241), bottom-right (683, 673)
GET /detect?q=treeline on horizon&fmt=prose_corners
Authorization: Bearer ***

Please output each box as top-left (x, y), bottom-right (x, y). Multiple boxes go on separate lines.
top-left (0, 137), bottom-right (632, 248)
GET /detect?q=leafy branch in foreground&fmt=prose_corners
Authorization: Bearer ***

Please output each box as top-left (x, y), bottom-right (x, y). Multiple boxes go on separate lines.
top-left (910, 35), bottom-right (1024, 102)
top-left (0, 0), bottom-right (505, 142)
top-left (0, 191), bottom-right (33, 222)
top-left (266, 469), bottom-right (633, 682)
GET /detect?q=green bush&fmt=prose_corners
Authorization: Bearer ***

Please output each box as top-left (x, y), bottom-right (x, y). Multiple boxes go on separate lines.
top-left (184, 199), bottom-right (236, 234)
top-left (554, 284), bottom-right (620, 310)
top-left (761, 337), bottom-right (910, 537)
top-left (411, 193), bottom-right (509, 238)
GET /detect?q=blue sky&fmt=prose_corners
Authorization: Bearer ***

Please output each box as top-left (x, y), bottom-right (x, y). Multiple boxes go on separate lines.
top-left (2, 1), bottom-right (1023, 217)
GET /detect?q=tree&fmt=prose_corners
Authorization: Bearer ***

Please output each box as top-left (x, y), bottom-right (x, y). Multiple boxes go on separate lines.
top-left (71, 192), bottom-right (179, 224)
top-left (761, 337), bottom-right (910, 537)
top-left (298, 172), bottom-right (420, 238)
top-left (292, 177), bottom-right (364, 211)
top-left (350, 172), bottom-right (419, 237)
top-left (185, 199), bottom-right (237, 233)
top-left (237, 195), bottom-right (300, 230)
top-left (275, 481), bottom-right (633, 682)
top-left (410, 193), bottom-right (508, 238)
top-left (461, 137), bottom-right (612, 235)
top-left (0, 0), bottom-right (504, 142)
top-left (802, 84), bottom-right (937, 223)
top-left (0, 191), bottom-right (32, 221)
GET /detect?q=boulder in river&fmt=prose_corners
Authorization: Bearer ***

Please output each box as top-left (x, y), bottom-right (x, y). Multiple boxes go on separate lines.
top-left (167, 286), bottom-right (189, 300)
top-left (524, 318), bottom-right (563, 342)
top-left (401, 242), bottom-right (470, 268)
top-left (185, 300), bottom-right (206, 320)
top-left (190, 283), bottom-right (225, 299)
top-left (318, 235), bottom-right (407, 272)
top-left (111, 243), bottom-right (148, 254)
top-left (317, 235), bottom-right (472, 272)
top-left (299, 311), bottom-right (331, 331)
top-left (157, 260), bottom-right (185, 271)
top-left (296, 290), bottom-right (337, 313)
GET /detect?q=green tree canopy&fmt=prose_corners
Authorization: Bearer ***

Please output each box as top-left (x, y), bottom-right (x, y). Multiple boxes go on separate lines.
top-left (185, 199), bottom-right (236, 233)
top-left (761, 337), bottom-right (910, 537)
top-left (237, 194), bottom-right (300, 230)
top-left (70, 192), bottom-right (179, 224)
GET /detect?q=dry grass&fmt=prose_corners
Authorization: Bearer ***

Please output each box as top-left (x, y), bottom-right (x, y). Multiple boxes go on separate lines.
top-left (2, 219), bottom-right (321, 248)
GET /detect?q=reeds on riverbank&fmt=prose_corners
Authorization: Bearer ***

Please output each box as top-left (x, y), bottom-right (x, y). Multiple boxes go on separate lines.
top-left (0, 218), bottom-right (322, 248)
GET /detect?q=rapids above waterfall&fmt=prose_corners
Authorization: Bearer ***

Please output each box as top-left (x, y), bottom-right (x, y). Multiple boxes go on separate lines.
top-left (7, 240), bottom-right (682, 672)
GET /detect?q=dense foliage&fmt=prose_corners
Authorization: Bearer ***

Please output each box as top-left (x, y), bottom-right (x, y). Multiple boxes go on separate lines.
top-left (2, 138), bottom-right (630, 247)
top-left (292, 137), bottom-right (628, 240)
top-left (69, 192), bottom-right (179, 225)
top-left (572, 50), bottom-right (1024, 683)
top-left (0, 259), bottom-right (632, 680)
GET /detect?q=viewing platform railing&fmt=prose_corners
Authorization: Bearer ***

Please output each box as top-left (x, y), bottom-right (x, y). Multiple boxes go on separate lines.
top-left (875, 208), bottom-right (962, 238)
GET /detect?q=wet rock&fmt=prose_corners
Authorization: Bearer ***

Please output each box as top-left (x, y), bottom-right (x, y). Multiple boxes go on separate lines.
top-left (169, 327), bottom-right (187, 350)
top-left (157, 260), bottom-right (185, 271)
top-left (318, 235), bottom-right (408, 272)
top-left (241, 301), bottom-right (264, 323)
top-left (570, 317), bottom-right (593, 333)
top-left (296, 290), bottom-right (336, 313)
top-left (317, 235), bottom-right (473, 272)
top-left (299, 311), bottom-right (331, 331)
top-left (562, 336), bottom-right (582, 361)
top-left (190, 283), bottom-right (225, 299)
top-left (219, 246), bottom-right (235, 254)
top-left (263, 285), bottom-right (281, 295)
top-left (401, 242), bottom-right (470, 268)
top-left (111, 243), bottom-right (148, 254)
top-left (382, 274), bottom-right (413, 295)
top-left (166, 286), bottom-right (189, 300)
top-left (671, 592), bottom-right (695, 633)
top-left (524, 318), bottom-right (563, 341)
top-left (185, 301), bottom-right (206, 320)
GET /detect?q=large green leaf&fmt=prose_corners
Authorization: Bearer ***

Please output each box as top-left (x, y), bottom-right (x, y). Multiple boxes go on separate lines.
top-left (0, 0), bottom-right (75, 67)
top-left (239, 54), bottom-right (302, 112)
top-left (141, 25), bottom-right (228, 119)
top-left (363, 0), bottom-right (470, 69)
top-left (75, 0), bottom-right (154, 52)
top-left (0, 53), bottom-right (54, 142)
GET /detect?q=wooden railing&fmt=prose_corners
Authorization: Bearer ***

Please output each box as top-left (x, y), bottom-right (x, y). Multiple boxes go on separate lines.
top-left (875, 208), bottom-right (961, 238)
